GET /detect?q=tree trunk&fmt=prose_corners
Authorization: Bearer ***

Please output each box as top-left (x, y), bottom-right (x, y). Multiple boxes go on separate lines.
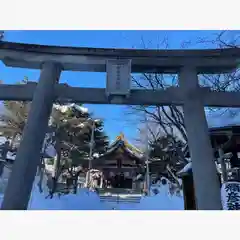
top-left (0, 141), bottom-right (9, 178)
top-left (51, 141), bottom-right (61, 196)
top-left (73, 172), bottom-right (80, 194)
top-left (37, 157), bottom-right (45, 193)
top-left (0, 134), bottom-right (18, 178)
top-left (166, 164), bottom-right (181, 189)
top-left (37, 170), bottom-right (44, 193)
top-left (0, 163), bottom-right (4, 178)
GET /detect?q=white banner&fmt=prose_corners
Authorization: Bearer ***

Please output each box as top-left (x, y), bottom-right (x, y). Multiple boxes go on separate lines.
top-left (221, 181), bottom-right (240, 210)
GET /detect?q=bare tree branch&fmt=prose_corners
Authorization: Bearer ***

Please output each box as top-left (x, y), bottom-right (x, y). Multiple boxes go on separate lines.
top-left (125, 31), bottom-right (240, 186)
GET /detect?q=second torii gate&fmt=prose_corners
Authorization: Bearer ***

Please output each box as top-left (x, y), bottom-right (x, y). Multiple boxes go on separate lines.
top-left (1, 41), bottom-right (240, 210)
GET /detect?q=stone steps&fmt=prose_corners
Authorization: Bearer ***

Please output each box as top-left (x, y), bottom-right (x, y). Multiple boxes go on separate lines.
top-left (97, 188), bottom-right (142, 205)
top-left (99, 194), bottom-right (142, 204)
top-left (98, 188), bottom-right (141, 195)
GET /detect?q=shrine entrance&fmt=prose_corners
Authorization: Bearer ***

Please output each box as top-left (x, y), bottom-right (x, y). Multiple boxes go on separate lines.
top-left (88, 134), bottom-right (145, 191)
top-left (107, 172), bottom-right (132, 189)
top-left (0, 41), bottom-right (240, 210)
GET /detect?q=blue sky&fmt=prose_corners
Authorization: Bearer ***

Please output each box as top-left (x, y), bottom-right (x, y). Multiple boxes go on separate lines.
top-left (0, 30), bottom-right (237, 142)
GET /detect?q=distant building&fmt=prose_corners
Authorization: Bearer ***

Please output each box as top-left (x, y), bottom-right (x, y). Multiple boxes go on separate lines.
top-left (87, 133), bottom-right (145, 190)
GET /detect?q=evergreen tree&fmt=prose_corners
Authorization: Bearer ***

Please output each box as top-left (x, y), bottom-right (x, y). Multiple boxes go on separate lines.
top-left (0, 80), bottom-right (109, 195)
top-left (47, 104), bottom-right (109, 196)
top-left (50, 104), bottom-right (108, 174)
top-left (149, 135), bottom-right (185, 193)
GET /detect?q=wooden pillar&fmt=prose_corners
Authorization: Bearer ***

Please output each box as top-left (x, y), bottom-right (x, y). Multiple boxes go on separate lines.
top-left (182, 175), bottom-right (197, 210)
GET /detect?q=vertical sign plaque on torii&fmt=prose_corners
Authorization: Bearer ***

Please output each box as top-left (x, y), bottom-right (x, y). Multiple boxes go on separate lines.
top-left (106, 59), bottom-right (132, 97)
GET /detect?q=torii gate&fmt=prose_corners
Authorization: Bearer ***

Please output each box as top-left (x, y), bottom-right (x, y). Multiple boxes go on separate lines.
top-left (1, 41), bottom-right (240, 210)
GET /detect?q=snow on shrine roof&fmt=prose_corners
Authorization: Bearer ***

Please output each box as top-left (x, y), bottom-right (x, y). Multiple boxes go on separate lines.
top-left (95, 133), bottom-right (144, 160)
top-left (184, 125), bottom-right (240, 158)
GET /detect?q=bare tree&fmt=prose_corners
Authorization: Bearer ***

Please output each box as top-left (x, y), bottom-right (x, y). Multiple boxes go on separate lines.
top-left (127, 31), bottom-right (240, 183)
top-left (198, 31), bottom-right (240, 118)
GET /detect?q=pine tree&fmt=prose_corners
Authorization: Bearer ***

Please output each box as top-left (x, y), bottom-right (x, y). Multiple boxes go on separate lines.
top-left (0, 80), bottom-right (109, 195)
top-left (149, 135), bottom-right (185, 193)
top-left (46, 104), bottom-right (109, 196)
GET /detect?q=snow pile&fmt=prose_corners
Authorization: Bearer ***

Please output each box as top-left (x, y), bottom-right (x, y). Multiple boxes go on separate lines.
top-left (54, 103), bottom-right (89, 114)
top-left (6, 152), bottom-right (15, 161)
top-left (135, 180), bottom-right (184, 210)
top-left (0, 176), bottom-right (111, 210)
top-left (53, 190), bottom-right (110, 210)
top-left (1, 176), bottom-right (184, 210)
top-left (1, 185), bottom-right (184, 210)
top-left (72, 104), bottom-right (88, 114)
top-left (44, 144), bottom-right (56, 158)
top-left (29, 186), bottom-right (110, 210)
top-left (53, 104), bottom-right (70, 113)
top-left (177, 162), bottom-right (192, 176)
top-left (27, 188), bottom-right (62, 210)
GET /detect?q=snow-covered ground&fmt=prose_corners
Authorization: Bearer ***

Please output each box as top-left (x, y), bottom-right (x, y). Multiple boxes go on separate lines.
top-left (0, 176), bottom-right (184, 210)
top-left (0, 163), bottom-right (184, 210)
top-left (28, 187), bottom-right (111, 210)
top-left (28, 184), bottom-right (183, 210)
top-left (137, 182), bottom-right (184, 210)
